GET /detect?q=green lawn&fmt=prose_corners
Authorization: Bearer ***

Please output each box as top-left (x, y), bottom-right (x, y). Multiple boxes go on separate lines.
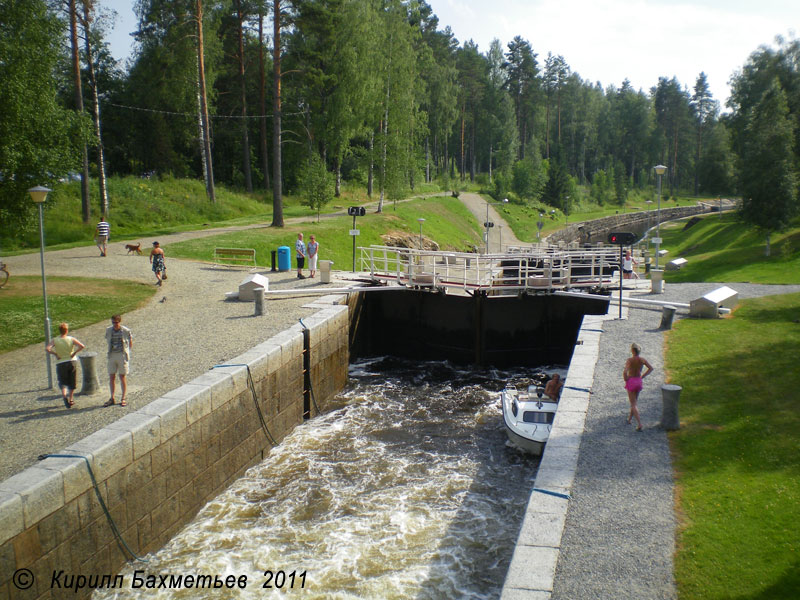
top-left (166, 196), bottom-right (483, 269)
top-left (660, 213), bottom-right (800, 284)
top-left (0, 276), bottom-right (155, 353)
top-left (667, 293), bottom-right (800, 599)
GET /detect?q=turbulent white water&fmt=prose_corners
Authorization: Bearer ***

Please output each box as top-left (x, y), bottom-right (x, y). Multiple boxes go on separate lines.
top-left (96, 359), bottom-right (558, 599)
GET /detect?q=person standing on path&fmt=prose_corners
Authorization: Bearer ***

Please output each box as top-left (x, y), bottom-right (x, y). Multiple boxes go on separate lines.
top-left (622, 249), bottom-right (638, 279)
top-left (45, 322), bottom-right (86, 408)
top-left (96, 218), bottom-right (110, 257)
top-left (150, 241), bottom-right (166, 286)
top-left (104, 315), bottom-right (133, 407)
top-left (307, 234), bottom-right (319, 278)
top-left (623, 343), bottom-right (653, 430)
top-left (296, 233), bottom-right (306, 279)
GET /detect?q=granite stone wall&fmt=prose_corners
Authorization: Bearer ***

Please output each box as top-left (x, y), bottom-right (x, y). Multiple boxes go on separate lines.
top-left (544, 204), bottom-right (715, 246)
top-left (0, 303), bottom-right (349, 599)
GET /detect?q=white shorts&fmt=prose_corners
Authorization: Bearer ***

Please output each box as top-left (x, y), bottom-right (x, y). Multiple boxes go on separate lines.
top-left (108, 352), bottom-right (129, 375)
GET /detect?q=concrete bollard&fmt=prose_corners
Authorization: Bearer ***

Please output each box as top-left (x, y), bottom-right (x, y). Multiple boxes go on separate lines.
top-left (660, 305), bottom-right (677, 330)
top-left (78, 352), bottom-right (100, 395)
top-left (320, 260), bottom-right (334, 284)
top-left (661, 384), bottom-right (682, 430)
top-left (651, 269), bottom-right (664, 294)
top-left (253, 287), bottom-right (265, 316)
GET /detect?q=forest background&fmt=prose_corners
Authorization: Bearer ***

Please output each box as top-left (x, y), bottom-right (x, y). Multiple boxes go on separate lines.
top-left (1, 0), bottom-right (798, 249)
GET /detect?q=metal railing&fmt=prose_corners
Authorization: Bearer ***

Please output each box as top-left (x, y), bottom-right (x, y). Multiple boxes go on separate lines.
top-left (358, 245), bottom-right (621, 294)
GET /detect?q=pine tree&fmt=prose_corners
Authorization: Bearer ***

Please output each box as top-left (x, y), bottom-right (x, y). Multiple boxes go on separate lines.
top-left (740, 80), bottom-right (798, 255)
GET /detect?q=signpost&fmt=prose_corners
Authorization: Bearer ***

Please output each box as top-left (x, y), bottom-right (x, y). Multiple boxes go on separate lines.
top-left (608, 232), bottom-right (636, 319)
top-left (348, 206), bottom-right (366, 272)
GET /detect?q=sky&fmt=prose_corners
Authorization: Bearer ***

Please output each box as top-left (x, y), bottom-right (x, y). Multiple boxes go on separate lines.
top-left (102, 0), bottom-right (798, 108)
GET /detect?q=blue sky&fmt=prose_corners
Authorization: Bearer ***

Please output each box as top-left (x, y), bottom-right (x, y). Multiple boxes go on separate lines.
top-left (102, 0), bottom-right (798, 107)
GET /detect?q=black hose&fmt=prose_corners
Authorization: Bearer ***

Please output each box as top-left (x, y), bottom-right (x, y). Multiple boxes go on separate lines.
top-left (37, 453), bottom-right (148, 563)
top-left (212, 364), bottom-right (278, 447)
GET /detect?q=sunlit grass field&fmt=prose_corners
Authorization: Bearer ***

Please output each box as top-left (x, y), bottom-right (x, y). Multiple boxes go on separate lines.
top-left (0, 276), bottom-right (154, 353)
top-left (166, 196), bottom-right (483, 269)
top-left (667, 292), bottom-right (800, 599)
top-left (659, 212), bottom-right (800, 284)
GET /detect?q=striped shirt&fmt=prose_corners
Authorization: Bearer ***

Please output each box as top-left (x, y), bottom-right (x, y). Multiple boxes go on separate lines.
top-left (96, 221), bottom-right (110, 237)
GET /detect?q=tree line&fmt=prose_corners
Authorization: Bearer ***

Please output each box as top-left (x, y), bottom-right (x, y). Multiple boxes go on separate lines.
top-left (1, 0), bottom-right (797, 244)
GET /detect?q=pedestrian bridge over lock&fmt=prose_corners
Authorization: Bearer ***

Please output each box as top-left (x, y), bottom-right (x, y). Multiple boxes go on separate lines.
top-left (357, 244), bottom-right (623, 296)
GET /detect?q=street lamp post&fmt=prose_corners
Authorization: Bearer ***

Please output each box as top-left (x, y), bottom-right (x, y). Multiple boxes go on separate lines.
top-left (417, 217), bottom-right (425, 250)
top-left (484, 198), bottom-right (508, 254)
top-left (29, 185), bottom-right (53, 388)
top-left (653, 165), bottom-right (667, 269)
top-left (537, 212), bottom-right (544, 242)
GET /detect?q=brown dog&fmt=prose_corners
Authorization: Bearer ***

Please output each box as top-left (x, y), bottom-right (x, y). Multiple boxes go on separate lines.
top-left (125, 243), bottom-right (142, 255)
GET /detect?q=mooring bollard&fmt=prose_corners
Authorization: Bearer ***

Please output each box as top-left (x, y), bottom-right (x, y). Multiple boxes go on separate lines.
top-left (78, 352), bottom-right (100, 395)
top-left (254, 286), bottom-right (265, 316)
top-left (661, 384), bottom-right (682, 430)
top-left (651, 269), bottom-right (664, 294)
top-left (660, 304), bottom-right (677, 330)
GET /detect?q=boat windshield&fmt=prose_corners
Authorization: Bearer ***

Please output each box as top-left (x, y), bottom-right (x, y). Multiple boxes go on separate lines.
top-left (522, 411), bottom-right (554, 424)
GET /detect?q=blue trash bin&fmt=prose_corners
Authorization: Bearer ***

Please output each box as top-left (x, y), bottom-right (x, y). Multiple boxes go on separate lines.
top-left (277, 246), bottom-right (291, 272)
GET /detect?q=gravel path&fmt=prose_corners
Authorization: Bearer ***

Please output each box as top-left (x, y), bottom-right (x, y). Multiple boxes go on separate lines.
top-left (551, 281), bottom-right (800, 599)
top-left (0, 191), bottom-right (502, 483)
top-left (0, 234), bottom-right (348, 482)
top-left (457, 192), bottom-right (523, 252)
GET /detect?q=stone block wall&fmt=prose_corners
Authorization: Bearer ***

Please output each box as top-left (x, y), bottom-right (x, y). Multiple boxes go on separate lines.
top-left (0, 304), bottom-right (349, 599)
top-left (545, 204), bottom-right (713, 246)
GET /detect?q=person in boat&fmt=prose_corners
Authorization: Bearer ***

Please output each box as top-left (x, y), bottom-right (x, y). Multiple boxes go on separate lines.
top-left (623, 343), bottom-right (653, 431)
top-left (544, 373), bottom-right (563, 401)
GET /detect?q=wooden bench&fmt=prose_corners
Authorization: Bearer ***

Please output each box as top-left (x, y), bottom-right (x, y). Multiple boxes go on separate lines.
top-left (666, 257), bottom-right (688, 270)
top-left (213, 247), bottom-right (257, 267)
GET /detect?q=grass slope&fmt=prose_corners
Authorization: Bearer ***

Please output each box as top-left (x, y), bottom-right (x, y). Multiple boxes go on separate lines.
top-left (667, 293), bottom-right (800, 599)
top-left (167, 196), bottom-right (482, 269)
top-left (660, 213), bottom-right (800, 284)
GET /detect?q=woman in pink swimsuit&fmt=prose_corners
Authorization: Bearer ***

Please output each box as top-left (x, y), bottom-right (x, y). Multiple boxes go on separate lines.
top-left (623, 343), bottom-right (653, 431)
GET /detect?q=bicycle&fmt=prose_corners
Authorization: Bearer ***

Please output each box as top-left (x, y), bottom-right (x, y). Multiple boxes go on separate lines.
top-left (0, 261), bottom-right (8, 288)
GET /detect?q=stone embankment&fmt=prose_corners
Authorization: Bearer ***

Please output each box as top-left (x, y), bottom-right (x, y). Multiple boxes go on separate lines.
top-left (545, 201), bottom-right (735, 246)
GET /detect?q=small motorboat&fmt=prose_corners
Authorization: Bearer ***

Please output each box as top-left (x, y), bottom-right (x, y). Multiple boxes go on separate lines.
top-left (501, 384), bottom-right (558, 455)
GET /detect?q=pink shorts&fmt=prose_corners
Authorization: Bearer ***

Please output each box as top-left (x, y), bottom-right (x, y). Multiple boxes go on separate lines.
top-left (625, 376), bottom-right (643, 393)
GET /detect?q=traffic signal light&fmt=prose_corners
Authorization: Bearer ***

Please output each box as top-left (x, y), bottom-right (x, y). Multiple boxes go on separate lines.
top-left (607, 232), bottom-right (636, 245)
top-left (348, 206), bottom-right (366, 216)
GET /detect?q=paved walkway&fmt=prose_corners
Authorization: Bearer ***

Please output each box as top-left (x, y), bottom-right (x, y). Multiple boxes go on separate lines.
top-left (0, 234), bottom-right (345, 482)
top-left (457, 192), bottom-right (523, 252)
top-left (0, 191), bottom-right (511, 482)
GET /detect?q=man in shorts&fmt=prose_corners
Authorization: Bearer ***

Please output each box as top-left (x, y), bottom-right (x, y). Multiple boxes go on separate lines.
top-left (295, 232), bottom-right (306, 279)
top-left (104, 314), bottom-right (133, 407)
top-left (96, 218), bottom-right (110, 257)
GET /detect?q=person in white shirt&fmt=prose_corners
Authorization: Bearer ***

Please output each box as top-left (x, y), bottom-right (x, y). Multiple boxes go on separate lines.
top-left (295, 233), bottom-right (307, 279)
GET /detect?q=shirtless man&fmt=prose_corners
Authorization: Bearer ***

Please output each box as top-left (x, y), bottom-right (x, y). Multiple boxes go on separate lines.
top-left (544, 373), bottom-right (563, 401)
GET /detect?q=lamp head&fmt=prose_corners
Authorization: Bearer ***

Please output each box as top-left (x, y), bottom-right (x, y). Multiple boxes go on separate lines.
top-left (417, 218), bottom-right (425, 224)
top-left (653, 165), bottom-right (667, 176)
top-left (28, 186), bottom-right (52, 204)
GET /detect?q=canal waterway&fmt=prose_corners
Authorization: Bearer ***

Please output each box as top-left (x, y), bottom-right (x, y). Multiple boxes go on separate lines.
top-left (97, 359), bottom-right (565, 599)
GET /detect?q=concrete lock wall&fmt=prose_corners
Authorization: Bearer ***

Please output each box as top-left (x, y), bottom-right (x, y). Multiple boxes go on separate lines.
top-left (0, 304), bottom-right (349, 599)
top-left (545, 204), bottom-right (713, 246)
